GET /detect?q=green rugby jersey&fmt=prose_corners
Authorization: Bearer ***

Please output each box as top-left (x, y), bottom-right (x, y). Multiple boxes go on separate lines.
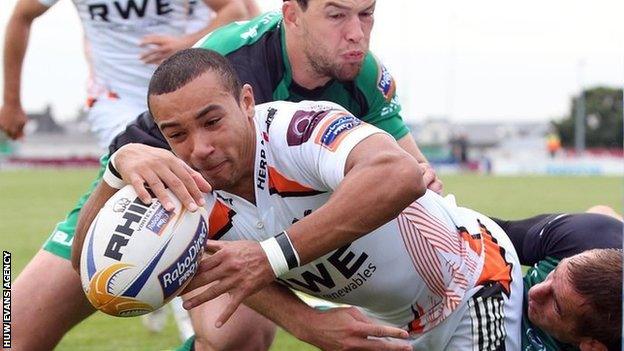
top-left (522, 257), bottom-right (578, 351)
top-left (193, 12), bottom-right (407, 139)
top-left (110, 11), bottom-right (409, 154)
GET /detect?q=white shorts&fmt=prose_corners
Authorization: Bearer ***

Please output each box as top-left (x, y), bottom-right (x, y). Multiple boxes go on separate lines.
top-left (87, 95), bottom-right (147, 148)
top-left (406, 209), bottom-right (523, 350)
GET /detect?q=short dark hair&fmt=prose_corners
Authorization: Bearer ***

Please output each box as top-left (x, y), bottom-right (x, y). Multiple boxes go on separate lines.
top-left (567, 248), bottom-right (622, 350)
top-left (284, 0), bottom-right (309, 11)
top-left (147, 48), bottom-right (242, 110)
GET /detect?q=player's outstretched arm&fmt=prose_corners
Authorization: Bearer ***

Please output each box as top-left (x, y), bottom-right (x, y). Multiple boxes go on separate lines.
top-left (0, 0), bottom-right (48, 139)
top-left (140, 0), bottom-right (253, 64)
top-left (290, 132), bottom-right (426, 263)
top-left (183, 132), bottom-right (427, 325)
top-left (242, 283), bottom-right (412, 351)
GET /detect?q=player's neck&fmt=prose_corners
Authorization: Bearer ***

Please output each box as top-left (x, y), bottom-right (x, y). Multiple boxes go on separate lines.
top-left (285, 31), bottom-right (332, 90)
top-left (224, 131), bottom-right (257, 205)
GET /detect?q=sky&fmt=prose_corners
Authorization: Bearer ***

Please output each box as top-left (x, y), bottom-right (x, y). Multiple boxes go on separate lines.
top-left (0, 0), bottom-right (622, 124)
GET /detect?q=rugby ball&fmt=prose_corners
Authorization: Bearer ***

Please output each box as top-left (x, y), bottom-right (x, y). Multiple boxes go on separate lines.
top-left (80, 184), bottom-right (208, 317)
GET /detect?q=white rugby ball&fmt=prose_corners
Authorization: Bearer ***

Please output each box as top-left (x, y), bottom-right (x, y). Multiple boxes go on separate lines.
top-left (80, 184), bottom-right (208, 317)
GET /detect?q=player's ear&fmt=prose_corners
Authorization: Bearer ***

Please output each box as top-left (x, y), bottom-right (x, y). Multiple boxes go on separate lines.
top-left (578, 338), bottom-right (608, 351)
top-left (282, 1), bottom-right (302, 33)
top-left (240, 84), bottom-right (255, 118)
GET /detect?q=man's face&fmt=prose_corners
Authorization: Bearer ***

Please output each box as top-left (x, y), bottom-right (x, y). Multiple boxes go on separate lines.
top-left (294, 0), bottom-right (375, 81)
top-left (526, 257), bottom-right (588, 343)
top-left (149, 71), bottom-right (256, 193)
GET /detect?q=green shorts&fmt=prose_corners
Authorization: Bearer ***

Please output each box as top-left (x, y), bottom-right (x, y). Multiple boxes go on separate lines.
top-left (174, 336), bottom-right (195, 351)
top-left (41, 154), bottom-right (109, 260)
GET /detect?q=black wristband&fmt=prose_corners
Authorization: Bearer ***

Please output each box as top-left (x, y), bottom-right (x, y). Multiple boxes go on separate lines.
top-left (108, 157), bottom-right (122, 179)
top-left (274, 231), bottom-right (299, 270)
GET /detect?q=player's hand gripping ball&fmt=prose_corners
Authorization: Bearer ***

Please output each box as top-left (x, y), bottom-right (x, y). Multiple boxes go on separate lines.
top-left (80, 184), bottom-right (208, 317)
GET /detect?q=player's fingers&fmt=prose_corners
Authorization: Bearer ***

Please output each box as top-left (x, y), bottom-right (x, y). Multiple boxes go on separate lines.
top-left (430, 178), bottom-right (444, 194)
top-left (196, 251), bottom-right (223, 273)
top-left (190, 170), bottom-right (212, 194)
top-left (15, 125), bottom-right (25, 139)
top-left (183, 277), bottom-right (236, 310)
top-left (420, 164), bottom-right (435, 185)
top-left (180, 273), bottom-right (210, 295)
top-left (215, 293), bottom-right (244, 328)
top-left (182, 257), bottom-right (227, 293)
top-left (139, 34), bottom-right (164, 46)
top-left (128, 173), bottom-right (153, 205)
top-left (170, 162), bottom-right (206, 209)
top-left (204, 240), bottom-right (224, 254)
top-left (140, 49), bottom-right (166, 64)
top-left (141, 171), bottom-right (174, 210)
top-left (6, 124), bottom-right (20, 139)
top-left (358, 323), bottom-right (409, 339)
top-left (158, 167), bottom-right (199, 211)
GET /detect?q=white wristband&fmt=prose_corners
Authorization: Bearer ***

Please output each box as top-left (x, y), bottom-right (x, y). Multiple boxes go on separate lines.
top-left (260, 237), bottom-right (290, 277)
top-left (102, 152), bottom-right (126, 189)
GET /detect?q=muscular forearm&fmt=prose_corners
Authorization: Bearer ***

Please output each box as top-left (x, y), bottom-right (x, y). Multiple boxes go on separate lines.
top-left (3, 14), bottom-right (32, 105)
top-left (187, 0), bottom-right (249, 45)
top-left (244, 283), bottom-right (314, 341)
top-left (288, 136), bottom-right (425, 265)
top-left (243, 283), bottom-right (412, 351)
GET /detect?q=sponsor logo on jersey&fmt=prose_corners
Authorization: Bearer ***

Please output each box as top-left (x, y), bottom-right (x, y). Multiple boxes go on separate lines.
top-left (158, 216), bottom-right (208, 300)
top-left (145, 205), bottom-right (173, 236)
top-left (287, 110), bottom-right (331, 146)
top-left (278, 244), bottom-right (376, 299)
top-left (314, 113), bottom-right (362, 152)
top-left (377, 64), bottom-right (396, 102)
top-left (257, 142), bottom-right (268, 190)
top-left (88, 0), bottom-right (173, 22)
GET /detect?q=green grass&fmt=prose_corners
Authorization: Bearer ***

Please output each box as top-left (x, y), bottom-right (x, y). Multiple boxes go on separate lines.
top-left (0, 169), bottom-right (621, 350)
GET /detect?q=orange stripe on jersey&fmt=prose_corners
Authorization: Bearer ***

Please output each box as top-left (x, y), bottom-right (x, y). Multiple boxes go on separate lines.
top-left (208, 200), bottom-right (236, 240)
top-left (458, 226), bottom-right (482, 254)
top-left (475, 220), bottom-right (513, 295)
top-left (268, 167), bottom-right (325, 197)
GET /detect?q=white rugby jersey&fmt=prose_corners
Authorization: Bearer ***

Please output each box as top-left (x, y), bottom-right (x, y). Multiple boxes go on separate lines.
top-left (39, 0), bottom-right (209, 105)
top-left (204, 100), bottom-right (514, 332)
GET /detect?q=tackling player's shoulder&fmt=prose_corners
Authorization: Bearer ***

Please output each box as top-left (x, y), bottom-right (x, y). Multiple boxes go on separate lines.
top-left (254, 100), bottom-right (349, 145)
top-left (193, 11), bottom-right (282, 56)
top-left (355, 52), bottom-right (398, 105)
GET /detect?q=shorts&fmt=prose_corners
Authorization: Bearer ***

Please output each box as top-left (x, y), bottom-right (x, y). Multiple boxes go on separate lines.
top-left (42, 154), bottom-right (109, 260)
top-left (87, 95), bottom-right (147, 148)
top-left (406, 208), bottom-right (523, 350)
top-left (174, 336), bottom-right (195, 351)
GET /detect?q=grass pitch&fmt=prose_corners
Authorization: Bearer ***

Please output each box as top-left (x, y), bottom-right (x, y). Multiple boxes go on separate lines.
top-left (0, 169), bottom-right (621, 350)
